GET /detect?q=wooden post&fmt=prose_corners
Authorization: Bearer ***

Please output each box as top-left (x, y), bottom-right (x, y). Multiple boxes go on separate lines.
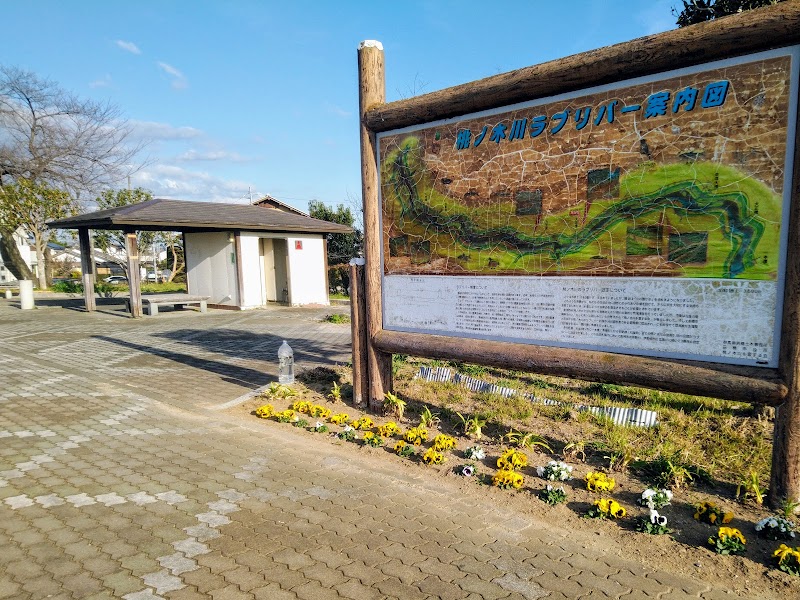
top-left (770, 106), bottom-right (800, 509)
top-left (125, 229), bottom-right (142, 318)
top-left (349, 260), bottom-right (368, 406)
top-left (358, 40), bottom-right (392, 410)
top-left (77, 228), bottom-right (96, 312)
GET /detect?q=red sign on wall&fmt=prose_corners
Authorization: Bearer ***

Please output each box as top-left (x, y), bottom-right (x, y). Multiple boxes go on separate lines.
top-left (295, 241), bottom-right (303, 250)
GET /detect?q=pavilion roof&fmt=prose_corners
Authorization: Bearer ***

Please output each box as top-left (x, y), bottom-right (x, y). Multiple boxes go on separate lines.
top-left (48, 198), bottom-right (352, 234)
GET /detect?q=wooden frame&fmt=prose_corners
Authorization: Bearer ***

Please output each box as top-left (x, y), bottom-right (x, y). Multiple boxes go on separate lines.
top-left (357, 4), bottom-right (800, 506)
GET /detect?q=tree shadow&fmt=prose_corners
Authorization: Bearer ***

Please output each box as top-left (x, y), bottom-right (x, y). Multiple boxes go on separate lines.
top-left (151, 328), bottom-right (350, 369)
top-left (93, 334), bottom-right (273, 389)
top-left (20, 296), bottom-right (131, 317)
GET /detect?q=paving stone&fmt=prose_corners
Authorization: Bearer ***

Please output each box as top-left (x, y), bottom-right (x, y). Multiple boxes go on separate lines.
top-left (142, 570), bottom-right (186, 594)
top-left (457, 574), bottom-right (513, 600)
top-left (334, 579), bottom-right (386, 600)
top-left (251, 583), bottom-right (298, 600)
top-left (293, 580), bottom-right (342, 600)
top-left (61, 571), bottom-right (105, 597)
top-left (491, 573), bottom-right (548, 600)
top-left (122, 590), bottom-right (166, 600)
top-left (104, 571), bottom-right (147, 595)
top-left (207, 585), bottom-right (253, 600)
top-left (372, 577), bottom-right (429, 600)
top-left (297, 562), bottom-right (349, 588)
top-left (378, 558), bottom-right (425, 585)
top-left (260, 561), bottom-right (309, 590)
top-left (20, 575), bottom-right (62, 597)
top-left (173, 539), bottom-right (211, 558)
top-left (271, 548), bottom-right (316, 571)
top-left (0, 304), bottom-right (781, 600)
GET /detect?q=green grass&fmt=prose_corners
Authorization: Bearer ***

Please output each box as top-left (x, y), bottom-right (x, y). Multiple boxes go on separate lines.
top-left (323, 313), bottom-right (350, 324)
top-left (395, 357), bottom-right (773, 491)
top-left (141, 282), bottom-right (187, 293)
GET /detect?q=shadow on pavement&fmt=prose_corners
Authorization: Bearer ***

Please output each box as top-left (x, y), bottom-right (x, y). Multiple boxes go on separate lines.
top-left (151, 329), bottom-right (349, 368)
top-left (29, 296), bottom-right (132, 317)
top-left (93, 334), bottom-right (273, 389)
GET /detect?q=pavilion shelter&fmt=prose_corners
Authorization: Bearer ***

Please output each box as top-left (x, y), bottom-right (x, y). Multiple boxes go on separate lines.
top-left (48, 198), bottom-right (352, 317)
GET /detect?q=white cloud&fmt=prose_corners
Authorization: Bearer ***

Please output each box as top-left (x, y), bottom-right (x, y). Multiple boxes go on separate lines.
top-left (176, 150), bottom-right (252, 163)
top-left (157, 61), bottom-right (188, 90)
top-left (129, 120), bottom-right (204, 141)
top-left (324, 102), bottom-right (351, 118)
top-left (116, 40), bottom-right (142, 55)
top-left (131, 164), bottom-right (255, 203)
top-left (89, 74), bottom-right (113, 89)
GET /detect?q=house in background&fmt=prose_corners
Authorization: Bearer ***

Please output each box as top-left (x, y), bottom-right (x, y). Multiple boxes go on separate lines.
top-left (49, 243), bottom-right (128, 278)
top-left (0, 227), bottom-right (36, 284)
top-left (253, 194), bottom-right (310, 216)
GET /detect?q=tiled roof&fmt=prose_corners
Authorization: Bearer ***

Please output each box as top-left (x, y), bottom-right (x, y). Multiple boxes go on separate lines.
top-left (48, 198), bottom-right (352, 234)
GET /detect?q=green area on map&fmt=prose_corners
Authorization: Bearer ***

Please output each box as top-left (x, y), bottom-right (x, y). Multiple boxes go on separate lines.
top-left (381, 137), bottom-right (781, 280)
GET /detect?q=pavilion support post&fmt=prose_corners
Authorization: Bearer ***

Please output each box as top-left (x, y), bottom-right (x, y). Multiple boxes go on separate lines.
top-left (349, 261), bottom-right (368, 407)
top-left (770, 108), bottom-right (800, 510)
top-left (358, 40), bottom-right (392, 411)
top-left (78, 228), bottom-right (96, 312)
top-left (125, 229), bottom-right (142, 318)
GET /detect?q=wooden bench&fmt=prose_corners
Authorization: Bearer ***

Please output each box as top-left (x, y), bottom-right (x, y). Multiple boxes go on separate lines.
top-left (139, 294), bottom-right (210, 316)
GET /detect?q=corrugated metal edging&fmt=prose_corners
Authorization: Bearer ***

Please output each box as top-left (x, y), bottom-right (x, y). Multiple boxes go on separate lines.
top-left (415, 366), bottom-right (658, 428)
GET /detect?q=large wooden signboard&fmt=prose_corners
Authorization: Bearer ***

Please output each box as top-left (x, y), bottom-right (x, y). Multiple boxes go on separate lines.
top-left (378, 48), bottom-right (799, 369)
top-left (357, 3), bottom-right (800, 506)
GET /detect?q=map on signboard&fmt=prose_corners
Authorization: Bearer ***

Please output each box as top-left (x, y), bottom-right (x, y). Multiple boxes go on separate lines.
top-left (379, 56), bottom-right (792, 281)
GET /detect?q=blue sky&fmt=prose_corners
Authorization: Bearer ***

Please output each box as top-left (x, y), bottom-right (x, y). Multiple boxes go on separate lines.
top-left (1, 0), bottom-right (677, 213)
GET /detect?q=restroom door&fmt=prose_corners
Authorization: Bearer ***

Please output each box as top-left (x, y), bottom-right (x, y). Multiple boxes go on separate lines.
top-left (261, 238), bottom-right (277, 302)
top-left (272, 239), bottom-right (290, 303)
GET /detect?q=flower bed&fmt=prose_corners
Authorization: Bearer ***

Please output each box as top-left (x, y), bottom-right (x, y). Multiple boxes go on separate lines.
top-left (243, 368), bottom-right (800, 596)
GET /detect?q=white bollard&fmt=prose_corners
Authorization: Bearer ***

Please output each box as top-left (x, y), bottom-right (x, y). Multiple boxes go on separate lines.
top-left (4, 289), bottom-right (11, 299)
top-left (19, 280), bottom-right (34, 310)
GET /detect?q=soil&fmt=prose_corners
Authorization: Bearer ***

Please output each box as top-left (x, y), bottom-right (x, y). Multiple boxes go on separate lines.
top-left (232, 367), bottom-right (800, 600)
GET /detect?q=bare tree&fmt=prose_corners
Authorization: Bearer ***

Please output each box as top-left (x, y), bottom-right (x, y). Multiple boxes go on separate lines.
top-left (0, 66), bottom-right (142, 192)
top-left (0, 65), bottom-right (144, 286)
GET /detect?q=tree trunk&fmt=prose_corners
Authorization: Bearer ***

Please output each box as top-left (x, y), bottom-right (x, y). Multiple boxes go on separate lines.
top-left (0, 227), bottom-right (33, 280)
top-left (34, 232), bottom-right (47, 289)
top-left (44, 245), bottom-right (54, 287)
top-left (166, 239), bottom-right (185, 282)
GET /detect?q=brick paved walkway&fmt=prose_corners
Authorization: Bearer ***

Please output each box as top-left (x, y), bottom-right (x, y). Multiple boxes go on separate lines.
top-left (0, 298), bottom-right (765, 599)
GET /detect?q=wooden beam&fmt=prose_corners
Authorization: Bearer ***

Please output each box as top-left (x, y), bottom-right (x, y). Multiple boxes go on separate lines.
top-left (349, 262), bottom-right (368, 407)
top-left (359, 40), bottom-right (393, 410)
top-left (77, 228), bottom-right (96, 312)
top-left (771, 92), bottom-right (800, 509)
top-left (125, 229), bottom-right (142, 318)
top-left (374, 329), bottom-right (787, 405)
top-left (364, 3), bottom-right (800, 133)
